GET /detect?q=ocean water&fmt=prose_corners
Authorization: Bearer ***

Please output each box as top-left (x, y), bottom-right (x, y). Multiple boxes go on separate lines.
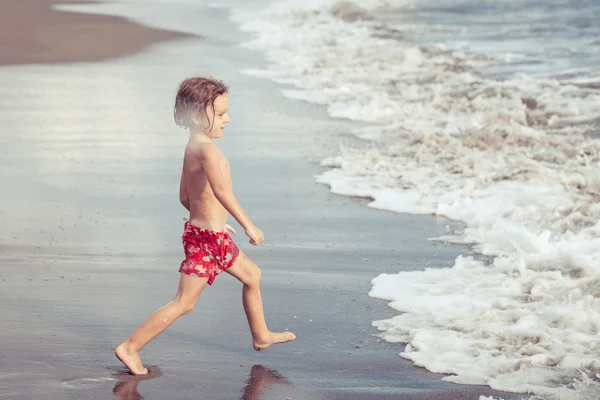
top-left (229, 0), bottom-right (600, 399)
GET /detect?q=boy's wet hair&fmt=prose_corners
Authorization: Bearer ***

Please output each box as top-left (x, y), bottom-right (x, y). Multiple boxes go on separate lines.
top-left (174, 76), bottom-right (229, 130)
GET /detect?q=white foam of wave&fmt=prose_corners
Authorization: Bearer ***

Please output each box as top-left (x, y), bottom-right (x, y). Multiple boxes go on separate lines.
top-left (230, 0), bottom-right (600, 398)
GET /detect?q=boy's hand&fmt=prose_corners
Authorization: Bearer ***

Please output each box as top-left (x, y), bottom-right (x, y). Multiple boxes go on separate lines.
top-left (224, 223), bottom-right (236, 235)
top-left (245, 224), bottom-right (264, 246)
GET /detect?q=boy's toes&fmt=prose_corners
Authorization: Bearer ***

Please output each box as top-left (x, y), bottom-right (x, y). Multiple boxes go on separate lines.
top-left (281, 332), bottom-right (296, 342)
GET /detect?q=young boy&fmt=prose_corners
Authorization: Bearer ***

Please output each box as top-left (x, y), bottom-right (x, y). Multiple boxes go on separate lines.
top-left (115, 76), bottom-right (296, 375)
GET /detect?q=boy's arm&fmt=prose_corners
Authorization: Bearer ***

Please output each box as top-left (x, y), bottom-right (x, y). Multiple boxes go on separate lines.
top-left (197, 143), bottom-right (253, 231)
top-left (179, 169), bottom-right (190, 211)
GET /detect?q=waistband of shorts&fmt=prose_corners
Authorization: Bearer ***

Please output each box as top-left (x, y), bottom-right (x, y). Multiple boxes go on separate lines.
top-left (184, 221), bottom-right (226, 235)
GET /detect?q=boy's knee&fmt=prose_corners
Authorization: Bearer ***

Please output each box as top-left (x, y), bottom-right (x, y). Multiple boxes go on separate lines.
top-left (245, 267), bottom-right (261, 286)
top-left (175, 298), bottom-right (196, 315)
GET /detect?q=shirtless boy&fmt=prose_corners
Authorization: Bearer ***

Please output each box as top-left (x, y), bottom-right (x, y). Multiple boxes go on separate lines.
top-left (115, 76), bottom-right (296, 375)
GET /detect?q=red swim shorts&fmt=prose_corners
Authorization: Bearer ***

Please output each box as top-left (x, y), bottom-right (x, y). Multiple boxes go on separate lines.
top-left (178, 221), bottom-right (240, 285)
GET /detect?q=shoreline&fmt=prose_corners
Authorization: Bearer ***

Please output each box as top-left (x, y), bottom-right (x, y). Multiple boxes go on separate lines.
top-left (0, 1), bottom-right (524, 399)
top-left (0, 0), bottom-right (195, 66)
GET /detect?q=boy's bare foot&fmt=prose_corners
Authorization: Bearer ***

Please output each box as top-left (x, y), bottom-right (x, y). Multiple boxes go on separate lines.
top-left (253, 331), bottom-right (296, 351)
top-left (114, 343), bottom-right (149, 375)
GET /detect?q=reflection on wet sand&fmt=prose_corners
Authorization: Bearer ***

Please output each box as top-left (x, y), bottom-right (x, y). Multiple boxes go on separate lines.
top-left (240, 365), bottom-right (292, 400)
top-left (111, 365), bottom-right (292, 400)
top-left (112, 365), bottom-right (163, 400)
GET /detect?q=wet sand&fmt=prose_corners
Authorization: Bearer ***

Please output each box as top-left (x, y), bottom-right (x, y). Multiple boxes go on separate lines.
top-left (0, 1), bottom-right (525, 399)
top-left (0, 0), bottom-right (194, 66)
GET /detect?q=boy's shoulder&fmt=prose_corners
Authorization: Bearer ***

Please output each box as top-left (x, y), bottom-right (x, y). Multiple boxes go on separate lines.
top-left (187, 141), bottom-right (222, 161)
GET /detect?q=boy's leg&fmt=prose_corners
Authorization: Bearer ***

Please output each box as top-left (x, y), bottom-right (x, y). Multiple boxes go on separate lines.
top-left (115, 273), bottom-right (208, 375)
top-left (225, 251), bottom-right (296, 351)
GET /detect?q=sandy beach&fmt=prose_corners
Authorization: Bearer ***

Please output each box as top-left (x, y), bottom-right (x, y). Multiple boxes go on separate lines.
top-left (0, 0), bottom-right (194, 66)
top-left (0, 1), bottom-right (524, 399)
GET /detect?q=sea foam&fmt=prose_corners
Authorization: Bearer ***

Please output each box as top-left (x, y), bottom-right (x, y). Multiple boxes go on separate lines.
top-left (231, 0), bottom-right (600, 397)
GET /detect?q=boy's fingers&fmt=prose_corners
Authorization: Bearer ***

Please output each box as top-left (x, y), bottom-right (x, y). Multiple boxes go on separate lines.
top-left (225, 224), bottom-right (236, 234)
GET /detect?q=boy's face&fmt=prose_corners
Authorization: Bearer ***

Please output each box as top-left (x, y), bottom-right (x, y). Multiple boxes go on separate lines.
top-left (200, 93), bottom-right (230, 139)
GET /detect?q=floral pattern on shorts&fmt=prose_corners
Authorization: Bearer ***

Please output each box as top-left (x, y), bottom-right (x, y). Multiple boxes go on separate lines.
top-left (179, 221), bottom-right (240, 285)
